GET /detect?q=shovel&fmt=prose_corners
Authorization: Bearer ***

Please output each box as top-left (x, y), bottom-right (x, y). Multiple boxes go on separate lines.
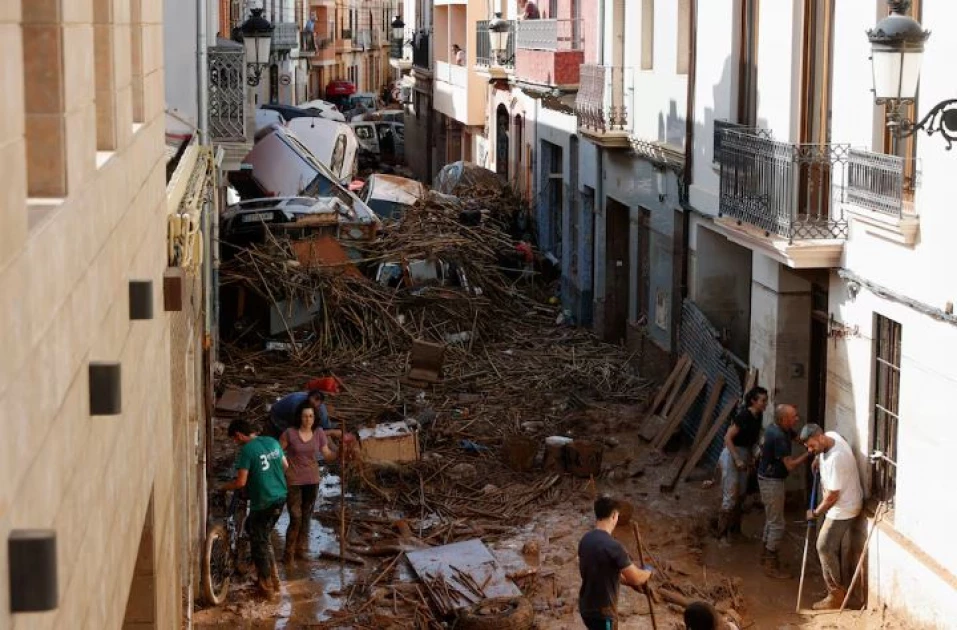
top-left (796, 471), bottom-right (819, 612)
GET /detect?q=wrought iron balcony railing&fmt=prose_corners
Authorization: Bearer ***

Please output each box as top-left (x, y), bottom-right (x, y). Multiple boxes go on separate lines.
top-left (271, 22), bottom-right (299, 52)
top-left (475, 19), bottom-right (515, 68)
top-left (412, 31), bottom-right (430, 70)
top-left (846, 150), bottom-right (909, 218)
top-left (208, 45), bottom-right (246, 143)
top-left (515, 18), bottom-right (581, 51)
top-left (575, 65), bottom-right (632, 133)
top-left (718, 129), bottom-right (851, 241)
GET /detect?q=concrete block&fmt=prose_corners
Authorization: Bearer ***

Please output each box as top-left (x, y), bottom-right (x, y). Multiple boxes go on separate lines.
top-left (0, 138), bottom-right (28, 266)
top-left (114, 23), bottom-right (132, 88)
top-left (0, 25), bottom-right (25, 141)
top-left (0, 0), bottom-right (21, 23)
top-left (64, 102), bottom-right (97, 195)
top-left (25, 114), bottom-right (67, 197)
top-left (63, 24), bottom-right (95, 109)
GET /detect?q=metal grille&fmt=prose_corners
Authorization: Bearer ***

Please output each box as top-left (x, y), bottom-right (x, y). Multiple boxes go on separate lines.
top-left (575, 65), bottom-right (631, 133)
top-left (272, 22), bottom-right (299, 51)
top-left (515, 18), bottom-right (581, 51)
top-left (712, 120), bottom-right (770, 163)
top-left (208, 46), bottom-right (246, 143)
top-left (847, 149), bottom-right (906, 218)
top-left (718, 129), bottom-right (850, 241)
top-left (475, 20), bottom-right (515, 68)
top-left (412, 31), bottom-right (430, 69)
top-left (872, 314), bottom-right (901, 505)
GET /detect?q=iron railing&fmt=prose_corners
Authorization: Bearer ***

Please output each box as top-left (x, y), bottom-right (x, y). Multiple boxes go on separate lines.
top-left (272, 22), bottom-right (299, 51)
top-left (718, 129), bottom-right (850, 241)
top-left (475, 19), bottom-right (516, 68)
top-left (847, 149), bottom-right (907, 218)
top-left (575, 65), bottom-right (632, 133)
top-left (515, 18), bottom-right (581, 51)
top-left (412, 31), bottom-right (430, 69)
top-left (712, 120), bottom-right (771, 163)
top-left (341, 28), bottom-right (353, 40)
top-left (301, 21), bottom-right (334, 53)
top-left (208, 46), bottom-right (246, 142)
top-left (354, 29), bottom-right (373, 50)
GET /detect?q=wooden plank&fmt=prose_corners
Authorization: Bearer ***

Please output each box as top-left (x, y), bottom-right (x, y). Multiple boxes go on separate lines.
top-left (661, 358), bottom-right (693, 417)
top-left (652, 374), bottom-right (706, 450)
top-left (659, 455), bottom-right (688, 493)
top-left (646, 354), bottom-right (690, 415)
top-left (679, 399), bottom-right (738, 482)
top-left (638, 414), bottom-right (668, 442)
top-left (690, 375), bottom-right (726, 453)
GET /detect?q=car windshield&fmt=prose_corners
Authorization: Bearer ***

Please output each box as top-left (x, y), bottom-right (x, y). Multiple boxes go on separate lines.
top-left (367, 198), bottom-right (406, 221)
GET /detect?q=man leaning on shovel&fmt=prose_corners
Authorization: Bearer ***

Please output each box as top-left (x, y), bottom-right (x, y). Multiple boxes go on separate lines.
top-left (800, 423), bottom-right (863, 610)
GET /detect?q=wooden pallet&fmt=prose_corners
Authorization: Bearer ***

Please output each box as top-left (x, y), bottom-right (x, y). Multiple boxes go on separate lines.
top-left (651, 373), bottom-right (706, 450)
top-left (690, 375), bottom-right (725, 453)
top-left (645, 354), bottom-right (690, 415)
top-left (678, 398), bottom-right (738, 482)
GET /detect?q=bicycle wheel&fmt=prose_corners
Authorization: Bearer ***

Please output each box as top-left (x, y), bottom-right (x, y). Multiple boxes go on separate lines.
top-left (201, 525), bottom-right (231, 605)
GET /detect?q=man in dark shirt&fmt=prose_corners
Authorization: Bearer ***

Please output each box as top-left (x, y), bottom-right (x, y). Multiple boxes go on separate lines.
top-left (757, 404), bottom-right (809, 578)
top-left (578, 496), bottom-right (652, 629)
top-left (716, 386), bottom-right (767, 542)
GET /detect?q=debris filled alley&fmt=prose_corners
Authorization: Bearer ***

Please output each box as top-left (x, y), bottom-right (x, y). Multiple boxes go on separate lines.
top-left (194, 180), bottom-right (907, 630)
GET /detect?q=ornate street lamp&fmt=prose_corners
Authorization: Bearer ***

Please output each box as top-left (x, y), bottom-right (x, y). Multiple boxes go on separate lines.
top-left (240, 8), bottom-right (273, 87)
top-left (488, 13), bottom-right (510, 66)
top-left (391, 16), bottom-right (405, 60)
top-left (868, 0), bottom-right (957, 149)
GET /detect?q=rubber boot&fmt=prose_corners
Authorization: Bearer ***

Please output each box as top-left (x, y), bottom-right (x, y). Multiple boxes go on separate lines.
top-left (812, 588), bottom-right (846, 610)
top-left (762, 550), bottom-right (791, 580)
top-left (728, 504), bottom-right (743, 537)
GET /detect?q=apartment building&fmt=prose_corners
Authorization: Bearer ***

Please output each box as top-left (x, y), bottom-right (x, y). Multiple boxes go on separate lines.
top-left (403, 0), bottom-right (435, 182)
top-left (1, 0), bottom-right (210, 627)
top-left (686, 0), bottom-right (957, 626)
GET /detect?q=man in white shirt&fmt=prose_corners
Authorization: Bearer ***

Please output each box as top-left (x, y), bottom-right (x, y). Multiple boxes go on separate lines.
top-left (800, 423), bottom-right (863, 610)
top-left (452, 44), bottom-right (465, 66)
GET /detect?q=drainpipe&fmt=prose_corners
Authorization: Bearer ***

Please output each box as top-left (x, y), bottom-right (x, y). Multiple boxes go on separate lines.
top-left (593, 0), bottom-right (605, 329)
top-left (197, 0), bottom-right (209, 145)
top-left (672, 0), bottom-right (697, 356)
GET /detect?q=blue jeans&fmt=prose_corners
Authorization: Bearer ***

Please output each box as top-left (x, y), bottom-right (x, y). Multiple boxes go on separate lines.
top-left (719, 446), bottom-right (750, 511)
top-left (581, 616), bottom-right (616, 630)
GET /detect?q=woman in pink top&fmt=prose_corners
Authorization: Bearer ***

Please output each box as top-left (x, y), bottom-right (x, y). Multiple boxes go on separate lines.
top-left (279, 401), bottom-right (337, 562)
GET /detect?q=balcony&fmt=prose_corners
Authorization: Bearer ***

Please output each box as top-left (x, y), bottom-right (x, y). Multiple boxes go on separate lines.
top-left (271, 22), bottom-right (299, 53)
top-left (207, 45), bottom-right (250, 169)
top-left (575, 65), bottom-right (633, 149)
top-left (716, 129), bottom-right (850, 267)
top-left (514, 19), bottom-right (583, 88)
top-left (301, 22), bottom-right (336, 63)
top-left (353, 29), bottom-right (373, 50)
top-left (412, 31), bottom-right (430, 72)
top-left (434, 60), bottom-right (483, 125)
top-left (475, 19), bottom-right (515, 78)
top-left (338, 28), bottom-right (352, 51)
top-left (845, 150), bottom-right (918, 245)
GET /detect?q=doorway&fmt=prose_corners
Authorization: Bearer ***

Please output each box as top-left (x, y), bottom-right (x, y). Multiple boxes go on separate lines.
top-left (604, 197), bottom-right (631, 344)
top-left (808, 283), bottom-right (829, 429)
top-left (496, 105), bottom-right (509, 176)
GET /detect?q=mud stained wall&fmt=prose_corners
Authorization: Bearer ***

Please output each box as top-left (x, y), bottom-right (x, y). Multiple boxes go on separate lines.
top-left (689, 224), bottom-right (751, 360)
top-left (0, 1), bottom-right (194, 627)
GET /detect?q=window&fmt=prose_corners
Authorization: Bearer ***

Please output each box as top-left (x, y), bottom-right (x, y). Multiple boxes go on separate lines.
top-left (676, 0), bottom-right (690, 74)
top-left (641, 0), bottom-right (654, 70)
top-left (872, 314), bottom-right (901, 505)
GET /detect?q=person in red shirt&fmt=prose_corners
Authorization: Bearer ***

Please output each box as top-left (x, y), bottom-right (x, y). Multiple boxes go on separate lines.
top-left (515, 234), bottom-right (534, 282)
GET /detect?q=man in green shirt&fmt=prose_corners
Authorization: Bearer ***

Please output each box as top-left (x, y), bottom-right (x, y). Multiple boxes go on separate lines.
top-left (222, 419), bottom-right (289, 596)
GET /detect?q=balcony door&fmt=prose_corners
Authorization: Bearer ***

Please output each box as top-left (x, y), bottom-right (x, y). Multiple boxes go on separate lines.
top-left (798, 0), bottom-right (835, 227)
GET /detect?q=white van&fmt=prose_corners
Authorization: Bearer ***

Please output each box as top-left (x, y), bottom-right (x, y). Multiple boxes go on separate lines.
top-left (285, 117), bottom-right (360, 185)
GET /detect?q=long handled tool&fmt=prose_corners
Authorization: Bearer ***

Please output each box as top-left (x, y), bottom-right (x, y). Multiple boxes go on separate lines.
top-left (839, 500), bottom-right (888, 613)
top-left (631, 522), bottom-right (658, 630)
top-left (796, 471), bottom-right (819, 613)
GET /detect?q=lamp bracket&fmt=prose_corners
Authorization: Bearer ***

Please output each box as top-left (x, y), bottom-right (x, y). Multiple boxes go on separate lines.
top-left (893, 99), bottom-right (957, 150)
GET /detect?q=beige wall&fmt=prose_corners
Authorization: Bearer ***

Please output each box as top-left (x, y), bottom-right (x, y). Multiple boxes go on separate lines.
top-left (0, 0), bottom-right (203, 627)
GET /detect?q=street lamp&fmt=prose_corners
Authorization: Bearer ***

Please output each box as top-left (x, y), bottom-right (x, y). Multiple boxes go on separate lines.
top-left (240, 8), bottom-right (273, 87)
top-left (488, 13), bottom-right (510, 66)
top-left (391, 16), bottom-right (405, 60)
top-left (868, 0), bottom-right (957, 149)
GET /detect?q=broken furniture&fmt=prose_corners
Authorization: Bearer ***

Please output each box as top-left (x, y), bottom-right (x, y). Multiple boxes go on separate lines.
top-left (358, 421), bottom-right (420, 464)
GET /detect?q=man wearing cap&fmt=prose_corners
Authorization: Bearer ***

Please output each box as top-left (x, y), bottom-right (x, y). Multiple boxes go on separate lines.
top-left (756, 404), bottom-right (810, 579)
top-left (578, 496), bottom-right (652, 629)
top-left (800, 423), bottom-right (863, 610)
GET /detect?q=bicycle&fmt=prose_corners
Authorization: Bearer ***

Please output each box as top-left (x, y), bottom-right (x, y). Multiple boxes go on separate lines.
top-left (201, 490), bottom-right (252, 605)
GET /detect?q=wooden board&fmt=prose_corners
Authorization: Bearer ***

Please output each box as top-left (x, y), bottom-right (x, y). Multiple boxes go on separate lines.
top-left (215, 387), bottom-right (255, 414)
top-left (659, 455), bottom-right (688, 493)
top-left (647, 354), bottom-right (690, 415)
top-left (691, 375), bottom-right (726, 453)
top-left (661, 358), bottom-right (693, 417)
top-left (652, 374), bottom-right (706, 450)
top-left (679, 398), bottom-right (738, 482)
top-left (406, 539), bottom-right (522, 616)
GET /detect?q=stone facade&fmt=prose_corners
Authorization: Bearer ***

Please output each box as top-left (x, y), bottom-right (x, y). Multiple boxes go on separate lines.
top-left (1, 1), bottom-right (204, 627)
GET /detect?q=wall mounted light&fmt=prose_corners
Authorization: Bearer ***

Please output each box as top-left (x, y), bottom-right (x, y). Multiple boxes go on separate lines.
top-left (240, 8), bottom-right (274, 87)
top-left (129, 280), bottom-right (154, 320)
top-left (9, 530), bottom-right (58, 613)
top-left (89, 362), bottom-right (122, 416)
top-left (390, 15), bottom-right (405, 59)
top-left (656, 170), bottom-right (667, 202)
top-left (868, 0), bottom-right (957, 148)
top-left (488, 13), bottom-right (511, 66)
